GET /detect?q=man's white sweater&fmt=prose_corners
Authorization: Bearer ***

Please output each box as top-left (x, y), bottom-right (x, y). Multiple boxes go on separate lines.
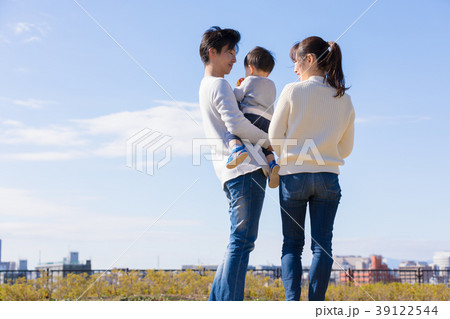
top-left (268, 76), bottom-right (355, 175)
top-left (199, 76), bottom-right (270, 187)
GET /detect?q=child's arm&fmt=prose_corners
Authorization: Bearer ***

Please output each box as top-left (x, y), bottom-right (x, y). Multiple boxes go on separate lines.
top-left (233, 77), bottom-right (248, 103)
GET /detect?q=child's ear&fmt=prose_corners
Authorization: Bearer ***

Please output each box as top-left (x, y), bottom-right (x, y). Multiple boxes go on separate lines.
top-left (249, 65), bottom-right (255, 75)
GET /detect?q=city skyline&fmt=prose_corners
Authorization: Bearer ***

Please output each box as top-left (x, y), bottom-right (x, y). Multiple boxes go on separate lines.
top-left (0, 0), bottom-right (449, 270)
top-left (1, 238), bottom-right (449, 271)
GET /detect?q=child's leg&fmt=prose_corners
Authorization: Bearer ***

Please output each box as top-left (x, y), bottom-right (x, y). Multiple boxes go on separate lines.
top-left (224, 131), bottom-right (243, 150)
top-left (265, 152), bottom-right (275, 165)
top-left (228, 138), bottom-right (243, 150)
top-left (224, 132), bottom-right (248, 169)
top-left (262, 147), bottom-right (280, 189)
top-left (262, 147), bottom-right (275, 165)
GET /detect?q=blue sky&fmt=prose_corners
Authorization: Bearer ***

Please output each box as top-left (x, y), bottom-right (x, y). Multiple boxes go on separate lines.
top-left (0, 0), bottom-right (449, 269)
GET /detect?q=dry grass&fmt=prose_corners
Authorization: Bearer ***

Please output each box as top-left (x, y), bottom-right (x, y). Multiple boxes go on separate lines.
top-left (0, 270), bottom-right (448, 301)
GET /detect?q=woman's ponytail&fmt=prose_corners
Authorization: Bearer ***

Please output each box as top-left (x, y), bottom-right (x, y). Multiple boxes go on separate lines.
top-left (325, 41), bottom-right (346, 97)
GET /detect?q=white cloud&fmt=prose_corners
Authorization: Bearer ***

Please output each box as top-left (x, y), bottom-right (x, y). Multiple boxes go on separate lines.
top-left (12, 22), bottom-right (51, 36)
top-left (23, 36), bottom-right (41, 43)
top-left (0, 126), bottom-right (87, 146)
top-left (0, 151), bottom-right (87, 161)
top-left (74, 102), bottom-right (203, 157)
top-left (154, 99), bottom-right (200, 108)
top-left (13, 22), bottom-right (34, 34)
top-left (37, 23), bottom-right (51, 36)
top-left (13, 98), bottom-right (52, 109)
top-left (0, 187), bottom-right (77, 218)
top-left (2, 120), bottom-right (23, 127)
top-left (10, 22), bottom-right (51, 43)
top-left (0, 100), bottom-right (204, 161)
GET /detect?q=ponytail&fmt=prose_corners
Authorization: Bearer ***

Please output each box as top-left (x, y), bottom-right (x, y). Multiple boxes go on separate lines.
top-left (291, 36), bottom-right (348, 97)
top-left (325, 41), bottom-right (346, 97)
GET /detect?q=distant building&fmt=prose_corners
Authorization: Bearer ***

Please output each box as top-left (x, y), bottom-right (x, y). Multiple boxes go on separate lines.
top-left (253, 265), bottom-right (281, 279)
top-left (0, 239), bottom-right (16, 271)
top-left (63, 251), bottom-right (80, 265)
top-left (0, 239), bottom-right (22, 283)
top-left (433, 251), bottom-right (450, 270)
top-left (182, 264), bottom-right (281, 279)
top-left (0, 239), bottom-right (7, 271)
top-left (254, 265), bottom-right (280, 271)
top-left (332, 255), bottom-right (370, 270)
top-left (18, 259), bottom-right (28, 271)
top-left (70, 252), bottom-right (79, 264)
top-left (0, 268), bottom-right (26, 284)
top-left (399, 260), bottom-right (432, 284)
top-left (35, 259), bottom-right (91, 274)
top-left (338, 255), bottom-right (395, 283)
top-left (0, 261), bottom-right (16, 271)
top-left (0, 259), bottom-right (29, 284)
top-left (35, 251), bottom-right (91, 278)
top-left (182, 264), bottom-right (218, 271)
top-left (181, 264), bottom-right (266, 272)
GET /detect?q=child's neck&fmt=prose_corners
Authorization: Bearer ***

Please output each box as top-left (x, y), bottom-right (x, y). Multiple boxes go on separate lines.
top-left (251, 69), bottom-right (270, 77)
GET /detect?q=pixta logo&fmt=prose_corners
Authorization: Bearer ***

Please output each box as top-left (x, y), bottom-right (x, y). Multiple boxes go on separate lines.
top-left (126, 128), bottom-right (172, 175)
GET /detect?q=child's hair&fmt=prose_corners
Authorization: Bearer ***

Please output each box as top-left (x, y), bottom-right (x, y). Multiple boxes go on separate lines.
top-left (290, 36), bottom-right (348, 97)
top-left (199, 26), bottom-right (240, 65)
top-left (244, 46), bottom-right (275, 73)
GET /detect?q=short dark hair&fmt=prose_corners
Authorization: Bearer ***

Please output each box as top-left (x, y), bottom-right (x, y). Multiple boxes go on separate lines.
top-left (244, 46), bottom-right (275, 73)
top-left (199, 26), bottom-right (240, 65)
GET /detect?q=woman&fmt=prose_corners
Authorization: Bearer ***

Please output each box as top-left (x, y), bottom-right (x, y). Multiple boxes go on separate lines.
top-left (268, 36), bottom-right (355, 301)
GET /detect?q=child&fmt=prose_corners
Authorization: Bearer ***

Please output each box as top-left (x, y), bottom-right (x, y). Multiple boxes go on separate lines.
top-left (224, 46), bottom-right (280, 188)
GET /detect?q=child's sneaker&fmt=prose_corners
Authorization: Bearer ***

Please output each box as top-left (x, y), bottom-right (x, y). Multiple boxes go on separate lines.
top-left (226, 145), bottom-right (248, 169)
top-left (268, 160), bottom-right (280, 188)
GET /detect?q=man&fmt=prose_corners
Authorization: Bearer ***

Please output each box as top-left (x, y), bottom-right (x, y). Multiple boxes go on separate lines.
top-left (198, 26), bottom-right (270, 301)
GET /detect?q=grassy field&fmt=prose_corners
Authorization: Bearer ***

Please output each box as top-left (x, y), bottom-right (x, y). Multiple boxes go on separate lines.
top-left (0, 270), bottom-right (448, 301)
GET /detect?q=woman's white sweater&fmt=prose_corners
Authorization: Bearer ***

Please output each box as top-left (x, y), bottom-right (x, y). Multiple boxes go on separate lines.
top-left (268, 76), bottom-right (355, 175)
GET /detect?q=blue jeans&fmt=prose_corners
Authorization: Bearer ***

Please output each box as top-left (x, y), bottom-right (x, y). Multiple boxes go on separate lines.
top-left (209, 169), bottom-right (267, 301)
top-left (279, 172), bottom-right (341, 301)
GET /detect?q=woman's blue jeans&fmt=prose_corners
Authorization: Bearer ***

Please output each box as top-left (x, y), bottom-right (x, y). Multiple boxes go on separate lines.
top-left (209, 169), bottom-right (266, 301)
top-left (279, 172), bottom-right (342, 301)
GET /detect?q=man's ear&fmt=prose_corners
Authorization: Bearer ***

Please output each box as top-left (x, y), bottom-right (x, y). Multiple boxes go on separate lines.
top-left (208, 48), bottom-right (217, 60)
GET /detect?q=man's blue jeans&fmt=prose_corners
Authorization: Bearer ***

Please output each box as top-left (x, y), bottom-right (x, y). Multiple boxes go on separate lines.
top-left (209, 169), bottom-right (267, 301)
top-left (279, 172), bottom-right (342, 301)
